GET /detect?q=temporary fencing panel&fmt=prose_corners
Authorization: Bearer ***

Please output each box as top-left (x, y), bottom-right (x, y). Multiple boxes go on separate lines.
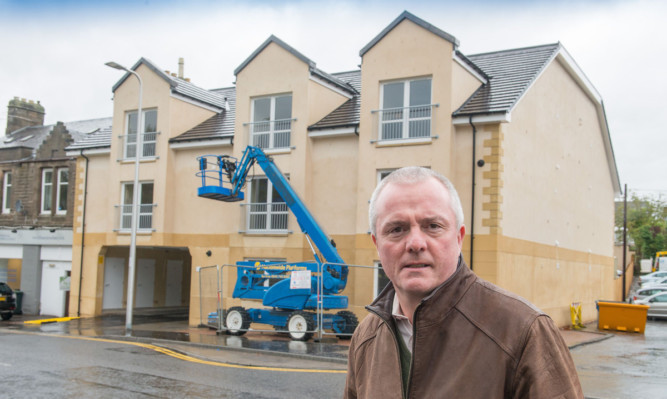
top-left (196, 262), bottom-right (379, 341)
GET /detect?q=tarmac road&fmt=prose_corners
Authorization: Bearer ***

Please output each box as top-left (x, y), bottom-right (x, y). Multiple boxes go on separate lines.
top-left (571, 319), bottom-right (667, 399)
top-left (4, 308), bottom-right (667, 398)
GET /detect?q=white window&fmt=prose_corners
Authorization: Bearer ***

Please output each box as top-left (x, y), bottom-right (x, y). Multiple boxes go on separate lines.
top-left (120, 182), bottom-right (154, 231)
top-left (379, 78), bottom-right (432, 140)
top-left (378, 169), bottom-right (396, 182)
top-left (251, 95), bottom-right (292, 149)
top-left (374, 261), bottom-right (391, 298)
top-left (41, 168), bottom-right (53, 214)
top-left (125, 109), bottom-right (157, 159)
top-left (2, 172), bottom-right (11, 214)
top-left (56, 169), bottom-right (69, 215)
top-left (247, 177), bottom-right (287, 232)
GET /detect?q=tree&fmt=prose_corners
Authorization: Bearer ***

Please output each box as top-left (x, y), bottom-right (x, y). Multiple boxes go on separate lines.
top-left (616, 194), bottom-right (667, 267)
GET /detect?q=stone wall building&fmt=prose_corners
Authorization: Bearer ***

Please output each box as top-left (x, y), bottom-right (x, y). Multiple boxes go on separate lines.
top-left (0, 97), bottom-right (110, 316)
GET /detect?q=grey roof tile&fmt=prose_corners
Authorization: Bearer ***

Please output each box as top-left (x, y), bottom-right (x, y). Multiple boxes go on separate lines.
top-left (311, 67), bottom-right (358, 95)
top-left (308, 70), bottom-right (361, 131)
top-left (65, 125), bottom-right (112, 151)
top-left (170, 87), bottom-right (235, 143)
top-left (454, 43), bottom-right (560, 116)
top-left (170, 76), bottom-right (227, 109)
top-left (112, 57), bottom-right (226, 110)
top-left (332, 70), bottom-right (361, 92)
top-left (308, 96), bottom-right (360, 131)
top-left (3, 117), bottom-right (112, 153)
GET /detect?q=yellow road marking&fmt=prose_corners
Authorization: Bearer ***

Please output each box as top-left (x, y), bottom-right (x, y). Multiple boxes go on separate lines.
top-left (24, 317), bottom-right (80, 325)
top-left (2, 330), bottom-right (346, 374)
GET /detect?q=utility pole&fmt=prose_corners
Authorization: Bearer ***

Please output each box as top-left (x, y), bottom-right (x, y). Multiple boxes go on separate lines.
top-left (622, 183), bottom-right (628, 301)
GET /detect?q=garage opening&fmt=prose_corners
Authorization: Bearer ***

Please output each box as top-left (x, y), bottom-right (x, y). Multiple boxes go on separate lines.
top-left (101, 246), bottom-right (191, 315)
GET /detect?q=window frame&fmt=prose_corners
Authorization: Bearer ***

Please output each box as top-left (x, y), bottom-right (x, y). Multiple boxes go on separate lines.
top-left (120, 181), bottom-right (155, 231)
top-left (2, 171), bottom-right (11, 214)
top-left (246, 176), bottom-right (288, 233)
top-left (379, 77), bottom-right (433, 141)
top-left (250, 94), bottom-right (293, 150)
top-left (41, 168), bottom-right (54, 215)
top-left (55, 168), bottom-right (69, 215)
top-left (124, 108), bottom-right (158, 160)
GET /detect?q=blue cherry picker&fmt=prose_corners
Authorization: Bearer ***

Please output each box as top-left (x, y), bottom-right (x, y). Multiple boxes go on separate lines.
top-left (196, 145), bottom-right (358, 341)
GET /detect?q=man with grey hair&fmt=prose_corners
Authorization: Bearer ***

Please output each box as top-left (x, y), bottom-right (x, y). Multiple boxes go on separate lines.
top-left (344, 167), bottom-right (582, 398)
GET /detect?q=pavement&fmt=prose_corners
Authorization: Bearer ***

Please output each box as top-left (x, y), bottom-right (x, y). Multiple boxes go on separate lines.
top-left (1, 307), bottom-right (612, 368)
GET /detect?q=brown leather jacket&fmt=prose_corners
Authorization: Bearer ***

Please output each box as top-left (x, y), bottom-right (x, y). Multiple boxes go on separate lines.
top-left (344, 259), bottom-right (583, 398)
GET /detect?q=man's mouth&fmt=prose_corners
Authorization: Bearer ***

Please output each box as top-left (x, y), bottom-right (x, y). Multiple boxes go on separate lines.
top-left (404, 264), bottom-right (428, 269)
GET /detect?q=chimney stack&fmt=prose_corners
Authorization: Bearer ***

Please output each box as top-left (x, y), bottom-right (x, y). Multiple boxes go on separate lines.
top-left (178, 57), bottom-right (184, 79)
top-left (6, 97), bottom-right (45, 135)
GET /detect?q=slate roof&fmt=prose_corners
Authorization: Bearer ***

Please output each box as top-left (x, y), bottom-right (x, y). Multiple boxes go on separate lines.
top-left (170, 76), bottom-right (227, 109)
top-left (235, 35), bottom-right (355, 96)
top-left (169, 87), bottom-right (236, 143)
top-left (64, 34), bottom-right (567, 148)
top-left (3, 117), bottom-right (112, 154)
top-left (112, 57), bottom-right (227, 110)
top-left (64, 125), bottom-right (113, 151)
top-left (454, 43), bottom-right (561, 116)
top-left (308, 70), bottom-right (361, 131)
top-left (309, 44), bottom-right (563, 130)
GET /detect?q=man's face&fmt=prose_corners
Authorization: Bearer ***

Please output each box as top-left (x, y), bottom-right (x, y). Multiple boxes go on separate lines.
top-left (372, 177), bottom-right (465, 301)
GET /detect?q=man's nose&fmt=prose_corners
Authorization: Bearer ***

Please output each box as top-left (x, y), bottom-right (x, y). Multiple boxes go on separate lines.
top-left (406, 228), bottom-right (426, 253)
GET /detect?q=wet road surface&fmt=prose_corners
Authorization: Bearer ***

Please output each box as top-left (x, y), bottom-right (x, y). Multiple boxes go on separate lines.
top-left (0, 328), bottom-right (346, 398)
top-left (4, 307), bottom-right (667, 398)
top-left (571, 319), bottom-right (667, 398)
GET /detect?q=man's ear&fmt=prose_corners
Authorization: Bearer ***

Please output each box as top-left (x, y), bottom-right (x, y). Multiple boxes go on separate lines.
top-left (371, 234), bottom-right (379, 256)
top-left (457, 225), bottom-right (466, 249)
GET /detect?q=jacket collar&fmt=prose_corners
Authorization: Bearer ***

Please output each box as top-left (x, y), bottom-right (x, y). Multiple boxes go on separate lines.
top-left (367, 255), bottom-right (477, 326)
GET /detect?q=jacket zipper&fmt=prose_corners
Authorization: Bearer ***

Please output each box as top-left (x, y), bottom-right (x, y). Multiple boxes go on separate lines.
top-left (366, 307), bottom-right (407, 398)
top-left (405, 305), bottom-right (420, 399)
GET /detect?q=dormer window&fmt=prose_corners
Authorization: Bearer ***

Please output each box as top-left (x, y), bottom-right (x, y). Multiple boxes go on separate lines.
top-left (377, 78), bottom-right (433, 141)
top-left (249, 94), bottom-right (292, 150)
top-left (124, 109), bottom-right (158, 160)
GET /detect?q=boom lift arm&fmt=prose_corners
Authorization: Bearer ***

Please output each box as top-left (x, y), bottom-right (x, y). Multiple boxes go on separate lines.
top-left (196, 146), bottom-right (355, 341)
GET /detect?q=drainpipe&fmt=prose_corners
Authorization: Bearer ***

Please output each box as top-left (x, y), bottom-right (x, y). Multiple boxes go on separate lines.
top-left (622, 183), bottom-right (627, 301)
top-left (77, 149), bottom-right (89, 317)
top-left (469, 116), bottom-right (477, 271)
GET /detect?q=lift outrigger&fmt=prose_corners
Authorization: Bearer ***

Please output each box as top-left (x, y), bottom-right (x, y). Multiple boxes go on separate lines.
top-left (196, 146), bottom-right (358, 341)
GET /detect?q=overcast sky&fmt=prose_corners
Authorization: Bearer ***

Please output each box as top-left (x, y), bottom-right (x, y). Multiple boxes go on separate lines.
top-left (1, 0), bottom-right (665, 196)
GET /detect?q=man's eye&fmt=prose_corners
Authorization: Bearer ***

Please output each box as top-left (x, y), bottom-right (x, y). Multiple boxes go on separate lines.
top-left (388, 226), bottom-right (404, 234)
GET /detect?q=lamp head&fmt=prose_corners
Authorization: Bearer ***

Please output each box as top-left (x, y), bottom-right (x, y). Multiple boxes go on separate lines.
top-left (105, 61), bottom-right (128, 72)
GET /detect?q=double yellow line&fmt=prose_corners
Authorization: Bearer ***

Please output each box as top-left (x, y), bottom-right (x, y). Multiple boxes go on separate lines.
top-left (4, 329), bottom-right (346, 374)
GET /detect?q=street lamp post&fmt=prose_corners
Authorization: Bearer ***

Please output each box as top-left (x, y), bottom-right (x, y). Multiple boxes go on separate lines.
top-left (105, 61), bottom-right (143, 335)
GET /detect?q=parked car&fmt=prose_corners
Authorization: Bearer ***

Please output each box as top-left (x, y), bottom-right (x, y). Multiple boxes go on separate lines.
top-left (629, 285), bottom-right (667, 303)
top-left (636, 291), bottom-right (667, 319)
top-left (642, 276), bottom-right (667, 288)
top-left (639, 270), bottom-right (667, 284)
top-left (0, 282), bottom-right (16, 320)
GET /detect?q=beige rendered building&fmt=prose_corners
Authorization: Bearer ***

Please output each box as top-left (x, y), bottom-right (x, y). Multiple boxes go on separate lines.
top-left (67, 11), bottom-right (621, 328)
